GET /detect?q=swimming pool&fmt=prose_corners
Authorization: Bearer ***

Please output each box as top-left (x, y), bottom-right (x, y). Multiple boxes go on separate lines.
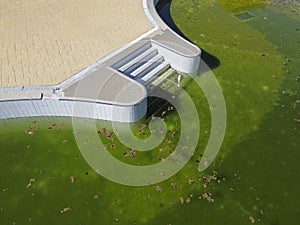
top-left (0, 0), bottom-right (299, 224)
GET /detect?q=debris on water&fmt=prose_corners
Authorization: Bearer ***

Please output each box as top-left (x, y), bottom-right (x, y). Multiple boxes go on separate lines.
top-left (201, 173), bottom-right (218, 183)
top-left (158, 156), bottom-right (164, 161)
top-left (170, 130), bottom-right (176, 137)
top-left (249, 216), bottom-right (255, 223)
top-left (186, 197), bottom-right (191, 203)
top-left (167, 106), bottom-right (174, 111)
top-left (115, 218), bottom-right (119, 222)
top-left (166, 139), bottom-right (172, 144)
top-left (160, 172), bottom-right (166, 176)
top-left (130, 149), bottom-right (138, 159)
top-left (25, 129), bottom-right (34, 136)
top-left (108, 136), bottom-right (114, 142)
top-left (70, 175), bottom-right (76, 183)
top-left (56, 123), bottom-right (66, 130)
top-left (156, 185), bottom-right (163, 192)
top-left (180, 197), bottom-right (184, 204)
top-left (110, 143), bottom-right (116, 149)
top-left (48, 124), bottom-right (56, 129)
top-left (60, 206), bottom-right (71, 214)
top-left (188, 179), bottom-right (195, 185)
top-left (202, 192), bottom-right (214, 203)
top-left (62, 139), bottom-right (68, 144)
top-left (26, 178), bottom-right (35, 188)
top-left (105, 130), bottom-right (114, 141)
top-left (137, 124), bottom-right (147, 136)
top-left (94, 194), bottom-right (99, 199)
top-left (171, 183), bottom-right (179, 189)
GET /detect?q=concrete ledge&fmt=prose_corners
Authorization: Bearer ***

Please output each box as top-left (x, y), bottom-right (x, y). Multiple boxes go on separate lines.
top-left (62, 67), bottom-right (147, 106)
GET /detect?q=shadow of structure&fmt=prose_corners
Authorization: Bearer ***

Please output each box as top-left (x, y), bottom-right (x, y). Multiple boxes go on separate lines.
top-left (156, 0), bottom-right (221, 70)
top-left (142, 0), bottom-right (222, 121)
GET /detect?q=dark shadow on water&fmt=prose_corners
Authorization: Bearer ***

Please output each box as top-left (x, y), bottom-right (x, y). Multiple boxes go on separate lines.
top-left (200, 51), bottom-right (221, 70)
top-left (146, 96), bottom-right (171, 118)
top-left (145, 84), bottom-right (180, 120)
top-left (156, 0), bottom-right (221, 70)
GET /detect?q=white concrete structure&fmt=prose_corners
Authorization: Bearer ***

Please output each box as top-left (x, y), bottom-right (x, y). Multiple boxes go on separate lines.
top-left (0, 0), bottom-right (201, 122)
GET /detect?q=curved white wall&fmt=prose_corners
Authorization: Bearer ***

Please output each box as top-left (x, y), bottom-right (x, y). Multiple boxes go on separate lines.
top-left (146, 0), bottom-right (201, 74)
top-left (0, 98), bottom-right (147, 122)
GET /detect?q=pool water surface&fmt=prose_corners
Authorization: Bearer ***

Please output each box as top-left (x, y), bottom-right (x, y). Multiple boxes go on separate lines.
top-left (0, 0), bottom-right (299, 224)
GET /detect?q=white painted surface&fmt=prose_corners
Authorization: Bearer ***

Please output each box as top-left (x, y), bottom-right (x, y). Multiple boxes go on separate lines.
top-left (0, 99), bottom-right (147, 122)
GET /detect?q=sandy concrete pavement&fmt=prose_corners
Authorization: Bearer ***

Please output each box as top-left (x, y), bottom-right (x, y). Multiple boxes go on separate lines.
top-left (0, 0), bottom-right (153, 88)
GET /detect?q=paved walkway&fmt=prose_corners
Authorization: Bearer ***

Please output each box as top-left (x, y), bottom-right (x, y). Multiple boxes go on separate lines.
top-left (0, 0), bottom-right (153, 88)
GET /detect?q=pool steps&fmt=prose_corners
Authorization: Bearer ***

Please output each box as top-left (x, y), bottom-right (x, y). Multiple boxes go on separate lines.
top-left (113, 44), bottom-right (170, 83)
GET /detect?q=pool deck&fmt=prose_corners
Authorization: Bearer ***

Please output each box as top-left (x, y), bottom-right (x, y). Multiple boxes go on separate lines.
top-left (0, 0), bottom-right (153, 88)
top-left (0, 0), bottom-right (201, 122)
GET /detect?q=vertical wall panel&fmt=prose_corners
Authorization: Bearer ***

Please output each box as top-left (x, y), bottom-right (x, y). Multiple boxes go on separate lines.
top-left (0, 98), bottom-right (146, 122)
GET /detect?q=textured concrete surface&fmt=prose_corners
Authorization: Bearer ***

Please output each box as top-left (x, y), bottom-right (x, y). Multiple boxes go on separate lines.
top-left (0, 0), bottom-right (153, 88)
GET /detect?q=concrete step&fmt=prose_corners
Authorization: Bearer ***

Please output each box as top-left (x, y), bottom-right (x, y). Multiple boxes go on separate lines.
top-left (147, 68), bottom-right (176, 87)
top-left (140, 62), bottom-right (170, 82)
top-left (112, 42), bottom-right (152, 69)
top-left (119, 47), bottom-right (158, 73)
top-left (130, 54), bottom-right (164, 77)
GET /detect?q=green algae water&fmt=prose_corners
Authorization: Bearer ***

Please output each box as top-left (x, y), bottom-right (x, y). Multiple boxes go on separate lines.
top-left (0, 1), bottom-right (299, 224)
